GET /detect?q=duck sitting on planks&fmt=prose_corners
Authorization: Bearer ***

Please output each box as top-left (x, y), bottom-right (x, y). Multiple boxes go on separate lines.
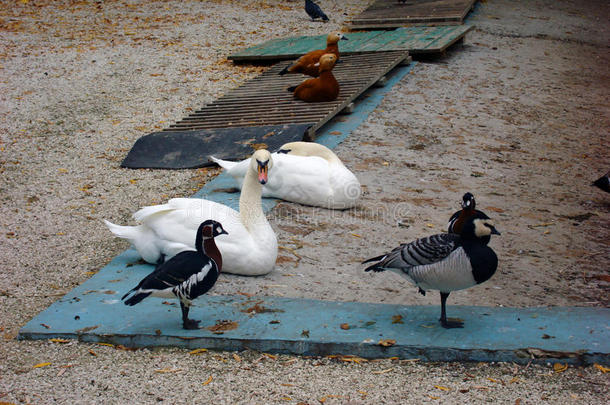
top-left (279, 31), bottom-right (347, 77)
top-left (287, 53), bottom-right (339, 102)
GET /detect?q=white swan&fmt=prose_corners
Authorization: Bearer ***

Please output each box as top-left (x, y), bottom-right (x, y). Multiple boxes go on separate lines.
top-left (104, 149), bottom-right (278, 276)
top-left (210, 142), bottom-right (361, 209)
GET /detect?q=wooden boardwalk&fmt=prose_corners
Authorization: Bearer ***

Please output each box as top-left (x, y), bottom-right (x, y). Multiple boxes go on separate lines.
top-left (168, 51), bottom-right (411, 138)
top-left (121, 51), bottom-right (411, 168)
top-left (347, 0), bottom-right (477, 29)
top-left (229, 26), bottom-right (472, 62)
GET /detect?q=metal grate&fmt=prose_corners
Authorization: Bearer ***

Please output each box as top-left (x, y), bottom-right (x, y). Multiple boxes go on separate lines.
top-left (166, 51), bottom-right (411, 138)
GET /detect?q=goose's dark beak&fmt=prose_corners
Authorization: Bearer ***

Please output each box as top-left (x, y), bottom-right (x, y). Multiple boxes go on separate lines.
top-left (490, 226), bottom-right (501, 235)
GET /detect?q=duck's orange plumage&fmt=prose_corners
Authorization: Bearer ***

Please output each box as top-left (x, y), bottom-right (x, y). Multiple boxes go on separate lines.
top-left (288, 53), bottom-right (339, 103)
top-left (279, 32), bottom-right (347, 77)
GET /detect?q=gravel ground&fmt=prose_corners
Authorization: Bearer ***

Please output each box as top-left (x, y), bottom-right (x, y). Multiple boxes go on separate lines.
top-left (1, 0), bottom-right (609, 404)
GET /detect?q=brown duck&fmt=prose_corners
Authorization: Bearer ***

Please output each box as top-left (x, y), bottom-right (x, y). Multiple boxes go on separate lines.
top-left (287, 53), bottom-right (339, 102)
top-left (279, 32), bottom-right (347, 77)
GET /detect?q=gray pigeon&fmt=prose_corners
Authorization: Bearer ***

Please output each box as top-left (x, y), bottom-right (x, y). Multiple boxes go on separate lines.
top-left (305, 0), bottom-right (329, 21)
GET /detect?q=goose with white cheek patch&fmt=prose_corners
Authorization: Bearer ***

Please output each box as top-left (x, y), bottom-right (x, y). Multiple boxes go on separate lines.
top-left (363, 214), bottom-right (500, 329)
top-left (210, 141), bottom-right (360, 209)
top-left (122, 220), bottom-right (227, 330)
top-left (447, 192), bottom-right (488, 235)
top-left (104, 149), bottom-right (277, 276)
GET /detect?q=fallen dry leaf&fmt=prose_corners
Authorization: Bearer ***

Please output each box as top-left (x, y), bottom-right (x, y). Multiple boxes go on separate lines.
top-left (340, 323), bottom-right (350, 330)
top-left (434, 385), bottom-right (450, 391)
top-left (594, 363), bottom-right (609, 373)
top-left (189, 348), bottom-right (208, 355)
top-left (154, 367), bottom-right (182, 373)
top-left (378, 339), bottom-right (396, 347)
top-left (207, 320), bottom-right (238, 334)
top-left (553, 363), bottom-right (568, 373)
top-left (33, 362), bottom-right (51, 368)
top-left (49, 338), bottom-right (71, 343)
top-left (232, 353), bottom-right (241, 362)
top-left (391, 315), bottom-right (404, 324)
top-left (372, 367), bottom-right (394, 375)
top-left (202, 376), bottom-right (213, 385)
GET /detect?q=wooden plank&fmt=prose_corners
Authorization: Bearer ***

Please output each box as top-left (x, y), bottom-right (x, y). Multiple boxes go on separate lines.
top-left (228, 26), bottom-right (472, 62)
top-left (347, 0), bottom-right (477, 29)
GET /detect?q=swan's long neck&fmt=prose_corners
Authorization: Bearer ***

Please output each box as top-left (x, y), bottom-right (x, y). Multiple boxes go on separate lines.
top-left (239, 167), bottom-right (266, 231)
top-left (285, 142), bottom-right (341, 165)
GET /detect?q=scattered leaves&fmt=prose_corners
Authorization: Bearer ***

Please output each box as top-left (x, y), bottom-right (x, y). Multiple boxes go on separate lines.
top-left (594, 363), bottom-right (609, 373)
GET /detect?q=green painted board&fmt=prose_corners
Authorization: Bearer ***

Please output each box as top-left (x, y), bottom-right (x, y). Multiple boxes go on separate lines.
top-left (229, 26), bottom-right (473, 62)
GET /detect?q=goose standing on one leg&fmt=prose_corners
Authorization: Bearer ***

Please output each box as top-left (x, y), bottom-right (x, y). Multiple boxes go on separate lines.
top-left (104, 149), bottom-right (278, 276)
top-left (447, 192), bottom-right (488, 234)
top-left (363, 214), bottom-right (500, 329)
top-left (122, 220), bottom-right (227, 330)
top-left (210, 141), bottom-right (360, 209)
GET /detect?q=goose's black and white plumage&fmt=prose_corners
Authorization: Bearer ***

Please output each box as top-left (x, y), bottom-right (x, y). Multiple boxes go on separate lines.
top-left (305, 0), bottom-right (329, 21)
top-left (122, 220), bottom-right (227, 330)
top-left (363, 215), bottom-right (500, 329)
top-left (447, 192), bottom-right (488, 234)
top-left (592, 171), bottom-right (610, 193)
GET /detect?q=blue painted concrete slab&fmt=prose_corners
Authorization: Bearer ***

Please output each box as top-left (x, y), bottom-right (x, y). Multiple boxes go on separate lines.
top-left (18, 61), bottom-right (610, 364)
top-left (18, 252), bottom-right (610, 364)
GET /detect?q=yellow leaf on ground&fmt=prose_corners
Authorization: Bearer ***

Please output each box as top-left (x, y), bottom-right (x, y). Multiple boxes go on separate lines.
top-left (155, 368), bottom-right (182, 373)
top-left (232, 353), bottom-right (241, 362)
top-left (49, 338), bottom-right (70, 343)
top-left (33, 362), bottom-right (51, 368)
top-left (202, 376), bottom-right (213, 385)
top-left (189, 348), bottom-right (208, 355)
top-left (372, 368), bottom-right (394, 375)
top-left (553, 363), bottom-right (568, 373)
top-left (594, 363), bottom-right (609, 373)
top-left (378, 339), bottom-right (396, 347)
top-left (435, 385), bottom-right (450, 391)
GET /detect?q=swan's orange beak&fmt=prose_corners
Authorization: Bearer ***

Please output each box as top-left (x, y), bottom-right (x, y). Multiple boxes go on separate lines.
top-left (257, 162), bottom-right (268, 184)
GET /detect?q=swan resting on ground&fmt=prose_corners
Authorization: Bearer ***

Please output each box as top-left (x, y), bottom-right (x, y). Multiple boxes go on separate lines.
top-left (210, 141), bottom-right (361, 209)
top-left (104, 149), bottom-right (278, 276)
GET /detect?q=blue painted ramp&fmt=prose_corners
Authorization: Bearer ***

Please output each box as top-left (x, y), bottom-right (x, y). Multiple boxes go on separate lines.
top-left (17, 62), bottom-right (610, 365)
top-left (18, 255), bottom-right (610, 365)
